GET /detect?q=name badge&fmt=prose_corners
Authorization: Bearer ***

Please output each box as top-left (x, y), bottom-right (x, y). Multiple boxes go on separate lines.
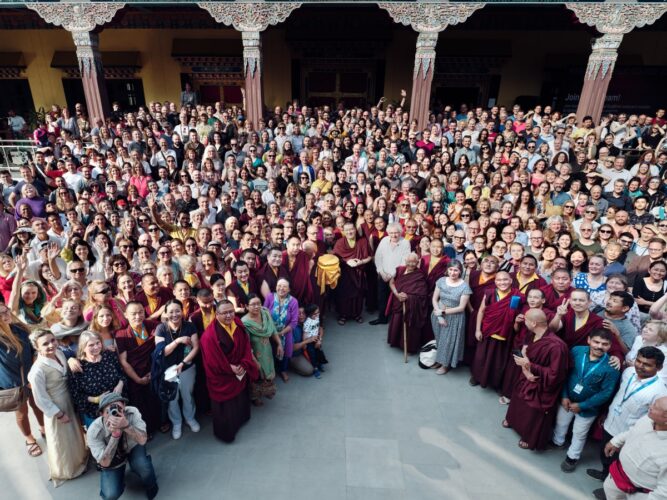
top-left (573, 383), bottom-right (584, 395)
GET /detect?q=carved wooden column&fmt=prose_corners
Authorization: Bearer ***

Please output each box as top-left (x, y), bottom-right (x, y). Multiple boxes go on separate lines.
top-left (379, 2), bottom-right (484, 129)
top-left (28, 2), bottom-right (125, 121)
top-left (198, 1), bottom-right (301, 127)
top-left (567, 3), bottom-right (667, 123)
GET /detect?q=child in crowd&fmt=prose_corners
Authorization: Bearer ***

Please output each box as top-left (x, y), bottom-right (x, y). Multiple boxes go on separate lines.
top-left (303, 304), bottom-right (325, 378)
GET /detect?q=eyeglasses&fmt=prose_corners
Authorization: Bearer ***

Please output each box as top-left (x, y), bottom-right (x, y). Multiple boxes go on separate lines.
top-left (564, 206), bottom-right (575, 209)
top-left (461, 214), bottom-right (471, 218)
top-left (350, 187), bottom-right (357, 191)
top-left (659, 224), bottom-right (667, 228)
top-left (585, 210), bottom-right (597, 214)
top-left (149, 226), bottom-right (158, 231)
top-left (70, 268), bottom-right (85, 273)
top-left (119, 245), bottom-right (131, 249)
top-left (598, 229), bottom-right (612, 234)
top-left (158, 251), bottom-right (171, 256)
top-left (112, 261), bottom-right (126, 267)
top-left (96, 288), bottom-right (110, 294)
top-left (581, 228), bottom-right (593, 232)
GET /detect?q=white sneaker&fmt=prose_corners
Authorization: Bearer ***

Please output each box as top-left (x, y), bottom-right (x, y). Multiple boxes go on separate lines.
top-left (172, 425), bottom-right (182, 440)
top-left (186, 420), bottom-right (200, 433)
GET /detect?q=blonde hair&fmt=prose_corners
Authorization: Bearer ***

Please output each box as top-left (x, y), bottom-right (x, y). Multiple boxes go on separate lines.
top-left (77, 330), bottom-right (103, 360)
top-left (645, 320), bottom-right (667, 344)
top-left (0, 317), bottom-right (23, 354)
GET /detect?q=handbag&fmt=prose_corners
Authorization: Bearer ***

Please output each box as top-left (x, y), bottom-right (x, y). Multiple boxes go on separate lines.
top-left (0, 363), bottom-right (28, 412)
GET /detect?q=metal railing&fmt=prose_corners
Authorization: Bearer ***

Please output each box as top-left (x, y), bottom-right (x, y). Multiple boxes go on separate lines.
top-left (0, 139), bottom-right (39, 179)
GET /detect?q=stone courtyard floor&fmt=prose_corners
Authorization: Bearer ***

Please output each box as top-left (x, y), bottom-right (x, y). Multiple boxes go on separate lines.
top-left (0, 313), bottom-right (601, 499)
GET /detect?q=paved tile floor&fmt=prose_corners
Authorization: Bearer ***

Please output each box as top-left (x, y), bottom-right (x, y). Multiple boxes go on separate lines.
top-left (0, 315), bottom-right (603, 499)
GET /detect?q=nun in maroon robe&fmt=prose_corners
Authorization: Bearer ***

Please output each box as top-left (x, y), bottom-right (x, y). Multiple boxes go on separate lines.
top-left (505, 329), bottom-right (569, 450)
top-left (199, 304), bottom-right (259, 443)
top-left (471, 274), bottom-right (523, 390)
top-left (464, 256), bottom-right (499, 365)
top-left (283, 239), bottom-right (314, 306)
top-left (386, 261), bottom-right (430, 354)
top-left (333, 225), bottom-right (371, 323)
top-left (115, 317), bottom-right (161, 435)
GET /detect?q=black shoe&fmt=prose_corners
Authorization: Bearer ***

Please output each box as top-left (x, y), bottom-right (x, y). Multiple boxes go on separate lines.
top-left (468, 377), bottom-right (480, 387)
top-left (548, 440), bottom-right (566, 450)
top-left (369, 319), bottom-right (388, 326)
top-left (592, 488), bottom-right (606, 500)
top-left (586, 469), bottom-right (606, 481)
top-left (560, 457), bottom-right (578, 473)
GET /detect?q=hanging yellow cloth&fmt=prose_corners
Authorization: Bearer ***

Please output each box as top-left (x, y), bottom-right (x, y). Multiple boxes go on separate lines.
top-left (316, 254), bottom-right (341, 294)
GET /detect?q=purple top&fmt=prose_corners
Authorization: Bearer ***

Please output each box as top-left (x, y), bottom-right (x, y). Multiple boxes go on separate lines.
top-left (14, 197), bottom-right (46, 219)
top-left (264, 293), bottom-right (298, 357)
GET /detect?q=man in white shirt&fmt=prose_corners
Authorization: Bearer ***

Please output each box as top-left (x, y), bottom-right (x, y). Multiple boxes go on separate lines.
top-left (587, 347), bottom-right (667, 484)
top-left (601, 157), bottom-right (633, 192)
top-left (372, 222), bottom-right (410, 325)
top-left (601, 398), bottom-right (667, 500)
top-left (149, 137), bottom-right (176, 169)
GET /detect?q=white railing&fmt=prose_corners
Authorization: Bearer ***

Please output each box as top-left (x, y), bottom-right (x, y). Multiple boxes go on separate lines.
top-left (0, 139), bottom-right (39, 179)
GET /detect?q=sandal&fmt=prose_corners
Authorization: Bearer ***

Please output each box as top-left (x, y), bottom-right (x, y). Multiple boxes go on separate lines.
top-left (26, 441), bottom-right (42, 457)
top-left (501, 419), bottom-right (510, 429)
top-left (498, 396), bottom-right (511, 405)
top-left (337, 318), bottom-right (346, 326)
top-left (159, 423), bottom-right (171, 434)
top-left (355, 317), bottom-right (364, 324)
top-left (280, 372), bottom-right (289, 383)
top-left (435, 367), bottom-right (449, 375)
top-left (518, 440), bottom-right (530, 449)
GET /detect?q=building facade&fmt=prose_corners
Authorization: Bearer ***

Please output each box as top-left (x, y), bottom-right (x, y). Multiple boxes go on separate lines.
top-left (0, 1), bottom-right (666, 127)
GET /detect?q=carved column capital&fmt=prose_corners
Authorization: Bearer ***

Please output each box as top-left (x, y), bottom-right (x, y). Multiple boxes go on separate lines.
top-left (71, 30), bottom-right (103, 77)
top-left (414, 31), bottom-right (438, 80)
top-left (197, 1), bottom-right (302, 32)
top-left (566, 3), bottom-right (667, 34)
top-left (585, 33), bottom-right (623, 80)
top-left (241, 30), bottom-right (262, 78)
top-left (377, 2), bottom-right (485, 33)
top-left (27, 2), bottom-right (125, 32)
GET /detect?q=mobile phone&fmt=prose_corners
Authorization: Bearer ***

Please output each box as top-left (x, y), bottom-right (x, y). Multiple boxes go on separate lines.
top-left (510, 295), bottom-right (521, 310)
top-left (512, 349), bottom-right (523, 358)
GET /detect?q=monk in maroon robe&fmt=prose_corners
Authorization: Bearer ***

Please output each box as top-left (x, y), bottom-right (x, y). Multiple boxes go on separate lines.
top-left (540, 268), bottom-right (573, 310)
top-left (333, 222), bottom-right (372, 324)
top-left (136, 273), bottom-right (174, 319)
top-left (500, 289), bottom-right (554, 400)
top-left (504, 309), bottom-right (569, 450)
top-left (258, 248), bottom-right (289, 299)
top-left (283, 236), bottom-right (314, 306)
top-left (420, 239), bottom-right (449, 343)
top-left (548, 290), bottom-right (625, 361)
top-left (115, 301), bottom-right (161, 435)
top-left (386, 255), bottom-right (430, 354)
top-left (511, 255), bottom-right (547, 295)
top-left (471, 272), bottom-right (524, 390)
top-left (464, 256), bottom-right (499, 365)
top-left (199, 300), bottom-right (259, 443)
top-left (228, 260), bottom-right (259, 314)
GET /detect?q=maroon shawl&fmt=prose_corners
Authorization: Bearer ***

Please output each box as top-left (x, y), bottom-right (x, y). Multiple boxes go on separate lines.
top-left (514, 331), bottom-right (569, 410)
top-left (228, 277), bottom-right (259, 308)
top-left (200, 317), bottom-right (259, 402)
top-left (258, 263), bottom-right (290, 296)
top-left (283, 250), bottom-right (314, 305)
top-left (558, 309), bottom-right (624, 359)
top-left (513, 305), bottom-right (554, 349)
top-left (136, 287), bottom-right (174, 316)
top-left (333, 236), bottom-right (371, 293)
top-left (480, 288), bottom-right (524, 340)
top-left (512, 273), bottom-right (547, 295)
top-left (420, 254), bottom-right (450, 293)
top-left (540, 285), bottom-right (573, 311)
top-left (386, 267), bottom-right (430, 326)
top-left (114, 320), bottom-right (159, 377)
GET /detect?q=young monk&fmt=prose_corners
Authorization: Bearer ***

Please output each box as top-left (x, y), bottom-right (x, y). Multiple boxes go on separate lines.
top-left (540, 268), bottom-right (574, 310)
top-left (471, 271), bottom-right (524, 390)
top-left (464, 255), bottom-right (499, 365)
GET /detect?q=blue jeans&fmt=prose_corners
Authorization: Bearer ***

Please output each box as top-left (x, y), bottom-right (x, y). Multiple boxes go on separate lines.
top-left (306, 344), bottom-right (321, 370)
top-left (99, 444), bottom-right (158, 500)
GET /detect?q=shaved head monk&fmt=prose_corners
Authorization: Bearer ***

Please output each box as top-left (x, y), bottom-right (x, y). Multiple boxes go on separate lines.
top-left (503, 308), bottom-right (569, 450)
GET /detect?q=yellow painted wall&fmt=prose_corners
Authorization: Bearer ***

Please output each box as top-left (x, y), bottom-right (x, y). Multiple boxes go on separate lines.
top-left (0, 29), bottom-right (72, 111)
top-left (0, 27), bottom-right (665, 112)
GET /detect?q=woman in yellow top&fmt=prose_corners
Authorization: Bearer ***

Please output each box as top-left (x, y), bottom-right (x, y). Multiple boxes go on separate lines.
top-left (311, 168), bottom-right (333, 195)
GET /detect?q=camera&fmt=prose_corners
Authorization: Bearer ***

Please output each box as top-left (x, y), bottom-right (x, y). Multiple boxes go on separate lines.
top-left (109, 403), bottom-right (122, 417)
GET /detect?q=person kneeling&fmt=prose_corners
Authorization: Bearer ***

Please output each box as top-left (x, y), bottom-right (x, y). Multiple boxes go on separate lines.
top-left (87, 393), bottom-right (158, 500)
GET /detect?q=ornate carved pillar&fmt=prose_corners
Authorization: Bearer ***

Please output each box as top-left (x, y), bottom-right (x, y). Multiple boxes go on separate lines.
top-left (567, 3), bottom-right (667, 123)
top-left (198, 1), bottom-right (301, 127)
top-left (379, 2), bottom-right (485, 129)
top-left (27, 2), bottom-right (125, 121)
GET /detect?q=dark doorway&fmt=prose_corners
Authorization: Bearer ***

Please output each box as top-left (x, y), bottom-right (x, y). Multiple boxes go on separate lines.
top-left (0, 79), bottom-right (34, 116)
top-left (63, 78), bottom-right (146, 113)
top-left (434, 87), bottom-right (480, 109)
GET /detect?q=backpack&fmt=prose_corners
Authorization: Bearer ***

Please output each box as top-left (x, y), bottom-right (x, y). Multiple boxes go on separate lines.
top-left (418, 340), bottom-right (438, 369)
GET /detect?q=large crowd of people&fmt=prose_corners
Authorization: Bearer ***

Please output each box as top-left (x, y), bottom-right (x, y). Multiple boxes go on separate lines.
top-left (1, 95), bottom-right (667, 499)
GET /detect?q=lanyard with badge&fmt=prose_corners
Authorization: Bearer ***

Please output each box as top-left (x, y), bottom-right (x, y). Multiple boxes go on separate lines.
top-left (613, 374), bottom-right (658, 415)
top-left (573, 352), bottom-right (607, 394)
